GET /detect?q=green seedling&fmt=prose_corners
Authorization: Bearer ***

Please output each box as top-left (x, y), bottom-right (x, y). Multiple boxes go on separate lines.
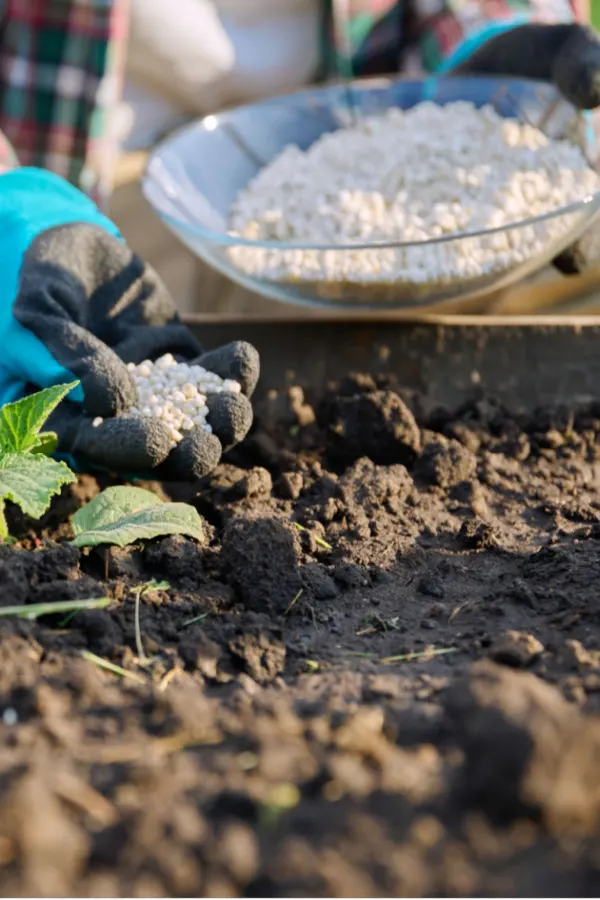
top-left (81, 650), bottom-right (146, 684)
top-left (71, 485), bottom-right (204, 548)
top-left (260, 783), bottom-right (301, 827)
top-left (292, 522), bottom-right (332, 551)
top-left (379, 647), bottom-right (457, 664)
top-left (181, 613), bottom-right (209, 628)
top-left (284, 588), bottom-right (303, 616)
top-left (305, 659), bottom-right (320, 673)
top-left (355, 613), bottom-right (400, 636)
top-left (347, 646), bottom-right (457, 664)
top-left (0, 596), bottom-right (112, 621)
top-left (130, 580), bottom-right (170, 662)
top-left (0, 383), bottom-right (78, 540)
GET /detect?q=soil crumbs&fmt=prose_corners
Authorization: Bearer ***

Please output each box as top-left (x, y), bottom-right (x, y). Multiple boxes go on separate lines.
top-left (4, 375), bottom-right (600, 896)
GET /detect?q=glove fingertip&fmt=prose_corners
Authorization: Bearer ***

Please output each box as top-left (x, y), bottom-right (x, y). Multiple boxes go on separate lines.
top-left (81, 357), bottom-right (137, 418)
top-left (196, 341), bottom-right (260, 397)
top-left (206, 392), bottom-right (253, 451)
top-left (157, 428), bottom-right (222, 481)
top-left (73, 416), bottom-right (172, 471)
top-left (553, 25), bottom-right (600, 110)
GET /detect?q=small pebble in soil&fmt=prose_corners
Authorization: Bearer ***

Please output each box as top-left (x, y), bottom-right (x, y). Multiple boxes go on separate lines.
top-left (417, 574), bottom-right (445, 599)
top-left (300, 563), bottom-right (338, 600)
top-left (277, 472), bottom-right (304, 501)
top-left (489, 630), bottom-right (545, 668)
top-left (2, 708), bottom-right (18, 726)
top-left (333, 562), bottom-right (370, 589)
top-left (458, 519), bottom-right (498, 550)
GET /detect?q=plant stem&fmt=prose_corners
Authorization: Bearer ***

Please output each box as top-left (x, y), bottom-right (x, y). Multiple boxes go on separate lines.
top-left (0, 597), bottom-right (112, 620)
top-left (284, 589), bottom-right (303, 616)
top-left (292, 522), bottom-right (332, 551)
top-left (81, 650), bottom-right (146, 684)
top-left (133, 590), bottom-right (146, 662)
top-left (181, 613), bottom-right (209, 628)
top-left (379, 647), bottom-right (457, 664)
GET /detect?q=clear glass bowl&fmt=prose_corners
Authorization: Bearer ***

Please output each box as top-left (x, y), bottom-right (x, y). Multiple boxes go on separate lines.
top-left (143, 76), bottom-right (600, 311)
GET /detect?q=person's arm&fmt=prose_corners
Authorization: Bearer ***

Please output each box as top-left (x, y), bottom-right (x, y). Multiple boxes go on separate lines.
top-left (126, 0), bottom-right (321, 126)
top-left (126, 0), bottom-right (235, 118)
top-left (0, 0), bottom-right (128, 209)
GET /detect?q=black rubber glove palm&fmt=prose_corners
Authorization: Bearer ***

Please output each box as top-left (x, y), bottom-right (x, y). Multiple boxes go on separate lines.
top-left (452, 22), bottom-right (600, 274)
top-left (17, 224), bottom-right (258, 480)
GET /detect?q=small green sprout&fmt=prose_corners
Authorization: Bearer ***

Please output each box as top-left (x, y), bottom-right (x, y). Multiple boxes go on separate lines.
top-left (81, 650), bottom-right (146, 684)
top-left (131, 580), bottom-right (170, 662)
top-left (0, 596), bottom-right (111, 621)
top-left (181, 613), bottom-right (209, 628)
top-left (292, 522), bottom-right (332, 551)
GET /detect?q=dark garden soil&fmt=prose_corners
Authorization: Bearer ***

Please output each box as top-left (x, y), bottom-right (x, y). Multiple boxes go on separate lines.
top-left (4, 372), bottom-right (600, 896)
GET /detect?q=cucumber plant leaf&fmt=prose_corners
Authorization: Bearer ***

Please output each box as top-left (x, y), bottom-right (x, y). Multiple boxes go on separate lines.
top-left (30, 432), bottom-right (59, 457)
top-left (0, 382), bottom-right (78, 454)
top-left (0, 383), bottom-right (78, 540)
top-left (71, 485), bottom-right (204, 548)
top-left (0, 453), bottom-right (76, 539)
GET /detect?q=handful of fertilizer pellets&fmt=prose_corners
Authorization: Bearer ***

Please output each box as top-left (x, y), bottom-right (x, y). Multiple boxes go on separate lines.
top-left (92, 353), bottom-right (241, 447)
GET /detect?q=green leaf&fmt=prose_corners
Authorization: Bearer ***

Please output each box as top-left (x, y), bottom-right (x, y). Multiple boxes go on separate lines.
top-left (30, 432), bottom-right (59, 457)
top-left (0, 499), bottom-right (7, 541)
top-left (71, 485), bottom-right (204, 548)
top-left (0, 382), bottom-right (78, 454)
top-left (72, 505), bottom-right (205, 548)
top-left (0, 453), bottom-right (76, 519)
top-left (71, 486), bottom-right (159, 535)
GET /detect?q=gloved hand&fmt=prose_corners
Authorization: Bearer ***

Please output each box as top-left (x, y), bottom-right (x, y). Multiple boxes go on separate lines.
top-left (443, 22), bottom-right (600, 275)
top-left (0, 167), bottom-right (259, 480)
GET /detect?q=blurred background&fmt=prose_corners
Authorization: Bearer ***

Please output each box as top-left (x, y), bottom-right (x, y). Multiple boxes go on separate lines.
top-left (0, 0), bottom-right (594, 318)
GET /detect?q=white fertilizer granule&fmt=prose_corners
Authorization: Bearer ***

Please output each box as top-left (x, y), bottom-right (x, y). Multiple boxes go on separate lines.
top-left (95, 354), bottom-right (241, 447)
top-left (227, 101), bottom-right (600, 302)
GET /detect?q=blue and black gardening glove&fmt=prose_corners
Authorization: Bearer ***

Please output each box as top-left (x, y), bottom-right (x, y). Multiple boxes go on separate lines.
top-left (0, 168), bottom-right (259, 480)
top-left (441, 21), bottom-right (600, 275)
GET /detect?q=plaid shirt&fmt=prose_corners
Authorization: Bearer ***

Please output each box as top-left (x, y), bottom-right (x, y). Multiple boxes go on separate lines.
top-left (0, 0), bottom-right (128, 208)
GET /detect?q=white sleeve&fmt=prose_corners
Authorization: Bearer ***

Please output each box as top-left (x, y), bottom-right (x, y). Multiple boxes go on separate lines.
top-left (127, 0), bottom-right (235, 114)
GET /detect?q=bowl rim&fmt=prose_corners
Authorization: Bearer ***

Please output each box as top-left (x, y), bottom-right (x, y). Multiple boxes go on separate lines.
top-left (143, 74), bottom-right (600, 252)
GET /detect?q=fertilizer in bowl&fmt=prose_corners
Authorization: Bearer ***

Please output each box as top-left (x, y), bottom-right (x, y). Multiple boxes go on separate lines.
top-left (227, 100), bottom-right (600, 301)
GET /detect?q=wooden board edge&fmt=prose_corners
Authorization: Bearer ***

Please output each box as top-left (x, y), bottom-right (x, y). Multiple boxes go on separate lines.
top-left (182, 311), bottom-right (600, 328)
